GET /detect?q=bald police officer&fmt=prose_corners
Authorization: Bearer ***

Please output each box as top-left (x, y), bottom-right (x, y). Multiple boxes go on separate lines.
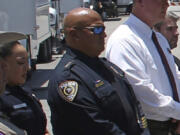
top-left (48, 8), bottom-right (150, 135)
top-left (0, 31), bottom-right (27, 135)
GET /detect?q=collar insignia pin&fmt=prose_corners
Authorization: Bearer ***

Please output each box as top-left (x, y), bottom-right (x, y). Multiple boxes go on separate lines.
top-left (95, 80), bottom-right (104, 88)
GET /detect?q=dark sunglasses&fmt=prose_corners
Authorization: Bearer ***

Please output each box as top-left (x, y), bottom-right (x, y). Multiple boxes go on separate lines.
top-left (74, 26), bottom-right (105, 35)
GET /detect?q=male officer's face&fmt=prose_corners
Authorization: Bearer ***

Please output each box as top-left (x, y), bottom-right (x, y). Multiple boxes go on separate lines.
top-left (76, 11), bottom-right (107, 57)
top-left (0, 58), bottom-right (8, 94)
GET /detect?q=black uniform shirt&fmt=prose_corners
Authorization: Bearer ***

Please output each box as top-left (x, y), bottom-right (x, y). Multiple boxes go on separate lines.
top-left (0, 85), bottom-right (47, 135)
top-left (48, 47), bottom-right (144, 135)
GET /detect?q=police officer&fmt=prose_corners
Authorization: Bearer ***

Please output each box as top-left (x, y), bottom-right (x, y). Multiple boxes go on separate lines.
top-left (0, 33), bottom-right (48, 135)
top-left (48, 8), bottom-right (150, 135)
top-left (0, 31), bottom-right (27, 135)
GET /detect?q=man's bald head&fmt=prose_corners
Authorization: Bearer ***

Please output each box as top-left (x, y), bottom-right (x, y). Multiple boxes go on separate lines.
top-left (62, 8), bottom-right (106, 57)
top-left (63, 8), bottom-right (102, 31)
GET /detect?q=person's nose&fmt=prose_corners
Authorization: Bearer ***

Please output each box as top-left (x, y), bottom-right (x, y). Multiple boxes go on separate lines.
top-left (102, 30), bottom-right (107, 38)
top-left (174, 28), bottom-right (179, 37)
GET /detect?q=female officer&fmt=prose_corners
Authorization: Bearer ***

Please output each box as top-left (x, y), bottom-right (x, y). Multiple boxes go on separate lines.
top-left (0, 41), bottom-right (49, 135)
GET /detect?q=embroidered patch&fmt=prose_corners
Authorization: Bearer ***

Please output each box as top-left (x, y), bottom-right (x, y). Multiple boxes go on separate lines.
top-left (58, 81), bottom-right (78, 102)
top-left (141, 116), bottom-right (148, 129)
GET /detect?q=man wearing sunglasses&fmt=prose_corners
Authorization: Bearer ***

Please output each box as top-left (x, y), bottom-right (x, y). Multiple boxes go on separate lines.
top-left (48, 7), bottom-right (150, 135)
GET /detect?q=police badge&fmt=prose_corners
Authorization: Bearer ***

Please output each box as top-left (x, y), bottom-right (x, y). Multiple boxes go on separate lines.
top-left (58, 80), bottom-right (78, 102)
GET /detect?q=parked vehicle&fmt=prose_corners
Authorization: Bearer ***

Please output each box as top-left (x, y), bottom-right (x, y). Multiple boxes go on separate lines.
top-left (116, 0), bottom-right (133, 14)
top-left (0, 0), bottom-right (61, 70)
top-left (92, 0), bottom-right (133, 19)
top-left (168, 0), bottom-right (180, 13)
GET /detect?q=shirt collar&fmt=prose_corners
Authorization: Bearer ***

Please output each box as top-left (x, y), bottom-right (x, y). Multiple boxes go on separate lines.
top-left (127, 13), bottom-right (153, 39)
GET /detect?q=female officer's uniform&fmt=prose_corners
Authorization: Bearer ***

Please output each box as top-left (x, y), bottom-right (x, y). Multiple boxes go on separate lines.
top-left (0, 86), bottom-right (47, 135)
top-left (0, 111), bottom-right (27, 135)
top-left (48, 47), bottom-right (150, 135)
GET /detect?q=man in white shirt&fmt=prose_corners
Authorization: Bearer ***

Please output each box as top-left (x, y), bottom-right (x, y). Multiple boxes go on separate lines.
top-left (105, 0), bottom-right (180, 134)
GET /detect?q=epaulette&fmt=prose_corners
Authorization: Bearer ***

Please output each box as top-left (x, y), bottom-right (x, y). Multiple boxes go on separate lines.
top-left (64, 60), bottom-right (75, 69)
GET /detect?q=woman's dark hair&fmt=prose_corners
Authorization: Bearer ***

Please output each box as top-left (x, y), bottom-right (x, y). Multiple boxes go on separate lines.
top-left (0, 41), bottom-right (20, 59)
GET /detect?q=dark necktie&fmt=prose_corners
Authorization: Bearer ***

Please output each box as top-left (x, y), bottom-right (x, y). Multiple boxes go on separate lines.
top-left (152, 31), bottom-right (179, 102)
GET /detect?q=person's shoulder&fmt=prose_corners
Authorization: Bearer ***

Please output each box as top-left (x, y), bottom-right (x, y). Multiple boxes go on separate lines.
top-left (48, 57), bottom-right (82, 95)
top-left (51, 52), bottom-right (74, 79)
top-left (106, 24), bottom-right (142, 53)
top-left (102, 58), bottom-right (125, 76)
top-left (110, 24), bottom-right (131, 37)
top-left (108, 22), bottom-right (138, 45)
top-left (6, 85), bottom-right (30, 97)
top-left (49, 58), bottom-right (97, 105)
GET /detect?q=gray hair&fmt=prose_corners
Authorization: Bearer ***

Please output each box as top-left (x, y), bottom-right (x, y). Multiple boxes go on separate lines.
top-left (154, 11), bottom-right (180, 31)
top-left (167, 11), bottom-right (179, 21)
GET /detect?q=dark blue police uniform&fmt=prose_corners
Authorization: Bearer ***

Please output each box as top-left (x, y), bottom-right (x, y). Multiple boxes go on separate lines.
top-left (0, 85), bottom-right (47, 135)
top-left (48, 47), bottom-right (149, 135)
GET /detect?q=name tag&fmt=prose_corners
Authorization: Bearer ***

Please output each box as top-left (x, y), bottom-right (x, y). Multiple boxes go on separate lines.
top-left (13, 103), bottom-right (27, 109)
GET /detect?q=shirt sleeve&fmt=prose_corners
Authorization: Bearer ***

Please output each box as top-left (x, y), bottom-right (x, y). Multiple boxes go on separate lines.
top-left (106, 38), bottom-right (180, 120)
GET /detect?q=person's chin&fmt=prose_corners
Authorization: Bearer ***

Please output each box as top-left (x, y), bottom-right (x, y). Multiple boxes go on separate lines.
top-left (19, 80), bottom-right (26, 85)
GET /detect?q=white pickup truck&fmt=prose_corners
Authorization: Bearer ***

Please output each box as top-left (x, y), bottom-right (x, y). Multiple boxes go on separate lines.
top-left (168, 0), bottom-right (180, 16)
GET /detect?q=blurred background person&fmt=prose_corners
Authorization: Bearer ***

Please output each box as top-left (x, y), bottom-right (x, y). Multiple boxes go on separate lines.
top-left (154, 11), bottom-right (180, 69)
top-left (95, 1), bottom-right (104, 19)
top-left (0, 40), bottom-right (49, 135)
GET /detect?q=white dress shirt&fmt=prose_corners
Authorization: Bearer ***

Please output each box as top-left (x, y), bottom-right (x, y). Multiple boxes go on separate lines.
top-left (105, 14), bottom-right (180, 121)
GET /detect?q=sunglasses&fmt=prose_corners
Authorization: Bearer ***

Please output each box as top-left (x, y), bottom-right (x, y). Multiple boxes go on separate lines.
top-left (74, 26), bottom-right (105, 35)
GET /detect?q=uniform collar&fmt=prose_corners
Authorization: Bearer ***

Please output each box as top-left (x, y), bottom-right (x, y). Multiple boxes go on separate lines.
top-left (66, 47), bottom-right (101, 68)
top-left (66, 47), bottom-right (99, 61)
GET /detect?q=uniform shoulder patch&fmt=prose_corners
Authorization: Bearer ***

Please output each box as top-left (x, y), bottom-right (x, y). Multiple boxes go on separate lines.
top-left (58, 80), bottom-right (78, 102)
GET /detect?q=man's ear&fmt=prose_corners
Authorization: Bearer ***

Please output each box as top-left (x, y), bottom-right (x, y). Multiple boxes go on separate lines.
top-left (69, 29), bottom-right (80, 41)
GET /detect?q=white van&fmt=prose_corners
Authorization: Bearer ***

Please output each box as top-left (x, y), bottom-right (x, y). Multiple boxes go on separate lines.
top-left (168, 0), bottom-right (180, 16)
top-left (116, 0), bottom-right (133, 14)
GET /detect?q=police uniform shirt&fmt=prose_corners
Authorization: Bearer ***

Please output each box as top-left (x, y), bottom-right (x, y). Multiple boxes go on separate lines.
top-left (48, 47), bottom-right (147, 135)
top-left (0, 111), bottom-right (27, 135)
top-left (0, 85), bottom-right (47, 135)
